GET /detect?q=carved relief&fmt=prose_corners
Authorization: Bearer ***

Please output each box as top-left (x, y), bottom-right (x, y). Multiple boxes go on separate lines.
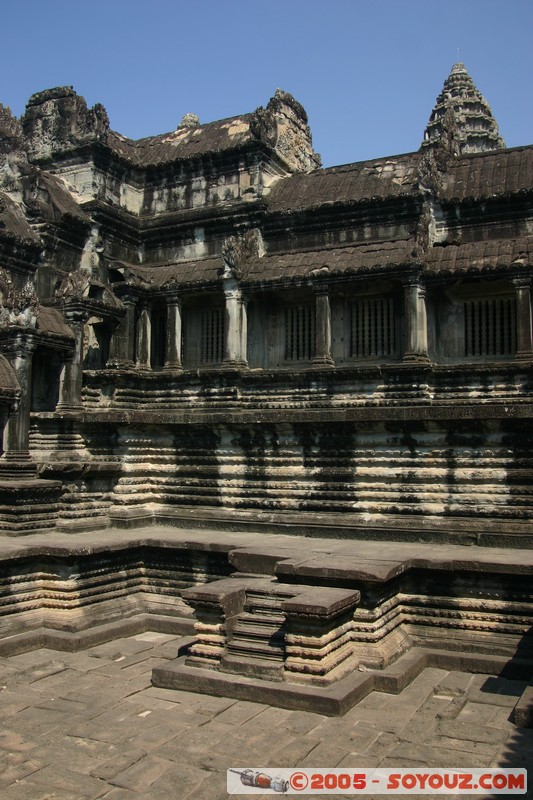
top-left (0, 269), bottom-right (38, 330)
top-left (22, 87), bottom-right (110, 161)
top-left (251, 89), bottom-right (321, 173)
top-left (56, 268), bottom-right (91, 302)
top-left (221, 230), bottom-right (262, 280)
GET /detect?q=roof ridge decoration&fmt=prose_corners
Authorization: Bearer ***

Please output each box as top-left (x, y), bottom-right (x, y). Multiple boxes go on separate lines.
top-left (421, 63), bottom-right (505, 156)
top-left (178, 113), bottom-right (200, 129)
top-left (22, 86), bottom-right (110, 162)
top-left (16, 86), bottom-right (321, 175)
top-left (250, 88), bottom-right (321, 173)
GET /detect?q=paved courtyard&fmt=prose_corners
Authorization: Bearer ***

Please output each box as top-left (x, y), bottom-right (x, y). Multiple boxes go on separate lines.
top-left (0, 632), bottom-right (530, 799)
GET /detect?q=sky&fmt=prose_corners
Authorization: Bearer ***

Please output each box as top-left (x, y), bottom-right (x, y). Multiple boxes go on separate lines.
top-left (1, 0), bottom-right (531, 168)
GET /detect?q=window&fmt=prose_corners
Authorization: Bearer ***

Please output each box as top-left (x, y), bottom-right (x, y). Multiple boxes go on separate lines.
top-left (464, 297), bottom-right (516, 357)
top-left (284, 304), bottom-right (315, 361)
top-left (350, 297), bottom-right (396, 358)
top-left (200, 307), bottom-right (224, 364)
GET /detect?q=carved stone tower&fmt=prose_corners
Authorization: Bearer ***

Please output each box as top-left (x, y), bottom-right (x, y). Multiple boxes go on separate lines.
top-left (421, 63), bottom-right (505, 155)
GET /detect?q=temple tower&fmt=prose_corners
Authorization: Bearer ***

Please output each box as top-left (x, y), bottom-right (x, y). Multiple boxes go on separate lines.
top-left (421, 63), bottom-right (505, 155)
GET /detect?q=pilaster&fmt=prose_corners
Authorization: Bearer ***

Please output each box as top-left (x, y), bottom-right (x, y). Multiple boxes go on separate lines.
top-left (222, 286), bottom-right (248, 369)
top-left (1, 333), bottom-right (36, 469)
top-left (514, 277), bottom-right (533, 360)
top-left (108, 296), bottom-right (136, 368)
top-left (164, 298), bottom-right (183, 371)
top-left (136, 301), bottom-right (152, 371)
top-left (312, 290), bottom-right (335, 368)
top-left (402, 277), bottom-right (430, 363)
top-left (56, 310), bottom-right (86, 411)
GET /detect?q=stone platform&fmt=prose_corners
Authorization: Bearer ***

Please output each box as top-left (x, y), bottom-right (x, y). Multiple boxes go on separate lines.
top-left (0, 525), bottom-right (531, 720)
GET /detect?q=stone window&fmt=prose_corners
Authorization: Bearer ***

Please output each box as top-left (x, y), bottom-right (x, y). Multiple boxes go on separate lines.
top-left (350, 297), bottom-right (396, 358)
top-left (284, 304), bottom-right (315, 361)
top-left (200, 307), bottom-right (224, 364)
top-left (464, 297), bottom-right (516, 357)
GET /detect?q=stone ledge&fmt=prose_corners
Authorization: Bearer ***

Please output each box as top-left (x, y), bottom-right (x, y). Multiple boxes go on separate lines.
top-left (0, 614), bottom-right (194, 657)
top-left (182, 577), bottom-right (250, 617)
top-left (511, 685), bottom-right (533, 728)
top-left (282, 588), bottom-right (361, 619)
top-left (75, 403), bottom-right (533, 425)
top-left (121, 505), bottom-right (533, 550)
top-left (0, 525), bottom-right (532, 574)
top-left (152, 647), bottom-right (533, 717)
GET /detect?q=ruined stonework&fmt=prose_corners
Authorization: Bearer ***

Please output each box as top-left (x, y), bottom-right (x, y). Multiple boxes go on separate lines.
top-left (0, 66), bottom-right (531, 541)
top-left (0, 66), bottom-right (532, 710)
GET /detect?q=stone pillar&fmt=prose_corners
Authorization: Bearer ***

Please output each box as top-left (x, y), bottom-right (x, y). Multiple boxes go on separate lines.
top-left (56, 312), bottom-right (85, 411)
top-left (108, 297), bottom-right (136, 368)
top-left (514, 278), bottom-right (533, 359)
top-left (312, 290), bottom-right (335, 368)
top-left (223, 287), bottom-right (247, 368)
top-left (136, 301), bottom-right (151, 370)
top-left (240, 297), bottom-right (248, 368)
top-left (164, 298), bottom-right (183, 371)
top-left (3, 336), bottom-right (35, 462)
top-left (403, 278), bottom-right (429, 362)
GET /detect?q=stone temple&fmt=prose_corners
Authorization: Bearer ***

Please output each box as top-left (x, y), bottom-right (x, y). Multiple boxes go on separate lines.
top-left (0, 65), bottom-right (532, 715)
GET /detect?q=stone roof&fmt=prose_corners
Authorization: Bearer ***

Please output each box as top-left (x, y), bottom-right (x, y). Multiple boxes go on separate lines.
top-left (243, 240), bottom-right (416, 284)
top-left (267, 154), bottom-right (421, 213)
top-left (118, 258), bottom-right (222, 288)
top-left (264, 144), bottom-right (533, 215)
top-left (107, 115), bottom-right (256, 167)
top-left (425, 236), bottom-right (533, 276)
top-left (0, 353), bottom-right (19, 399)
top-left (117, 240), bottom-right (417, 291)
top-left (119, 233), bottom-right (533, 292)
top-left (0, 192), bottom-right (41, 245)
top-left (442, 146), bottom-right (533, 201)
top-left (21, 87), bottom-right (320, 173)
top-left (0, 173), bottom-right (88, 253)
top-left (30, 171), bottom-right (91, 225)
top-left (36, 306), bottom-right (75, 339)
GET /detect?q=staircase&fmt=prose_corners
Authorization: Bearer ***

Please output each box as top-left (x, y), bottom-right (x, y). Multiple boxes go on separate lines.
top-left (182, 575), bottom-right (361, 684)
top-left (222, 583), bottom-right (295, 679)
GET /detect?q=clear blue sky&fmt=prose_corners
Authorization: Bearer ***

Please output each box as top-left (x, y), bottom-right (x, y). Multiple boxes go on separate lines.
top-left (1, 0), bottom-right (531, 167)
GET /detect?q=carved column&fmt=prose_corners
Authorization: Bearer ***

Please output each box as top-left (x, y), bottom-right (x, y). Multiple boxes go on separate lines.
top-left (136, 300), bottom-right (151, 370)
top-left (402, 277), bottom-right (429, 362)
top-left (108, 296), bottom-right (136, 368)
top-left (223, 287), bottom-right (247, 368)
top-left (312, 290), bottom-right (335, 368)
top-left (2, 336), bottom-right (35, 462)
top-left (514, 278), bottom-right (533, 359)
top-left (56, 311), bottom-right (86, 411)
top-left (164, 298), bottom-right (183, 371)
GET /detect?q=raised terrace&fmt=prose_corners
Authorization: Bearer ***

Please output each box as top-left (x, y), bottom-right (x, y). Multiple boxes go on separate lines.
top-left (0, 65), bottom-right (531, 718)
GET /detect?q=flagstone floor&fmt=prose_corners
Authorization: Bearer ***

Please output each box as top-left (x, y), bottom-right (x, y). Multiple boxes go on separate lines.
top-left (0, 632), bottom-right (530, 799)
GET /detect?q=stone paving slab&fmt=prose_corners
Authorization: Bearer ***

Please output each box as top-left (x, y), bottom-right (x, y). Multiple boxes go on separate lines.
top-left (0, 632), bottom-right (531, 799)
